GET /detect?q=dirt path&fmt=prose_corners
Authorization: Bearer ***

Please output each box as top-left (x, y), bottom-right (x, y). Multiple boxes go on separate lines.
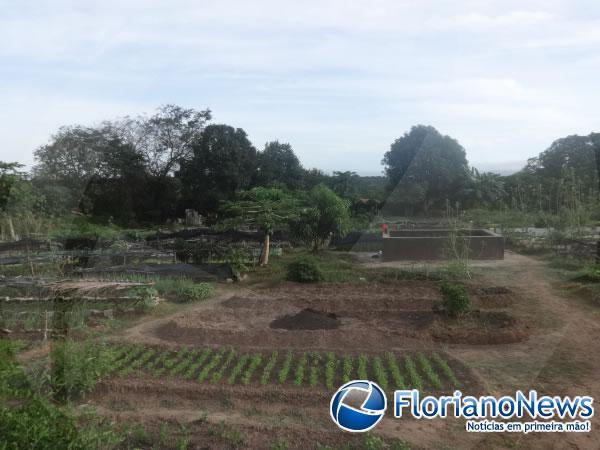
top-left (445, 252), bottom-right (600, 449)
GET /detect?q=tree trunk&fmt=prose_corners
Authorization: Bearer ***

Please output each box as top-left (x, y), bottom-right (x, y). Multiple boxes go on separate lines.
top-left (259, 232), bottom-right (270, 266)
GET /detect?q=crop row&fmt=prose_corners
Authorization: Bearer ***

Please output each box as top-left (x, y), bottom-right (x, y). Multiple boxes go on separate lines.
top-left (108, 346), bottom-right (463, 390)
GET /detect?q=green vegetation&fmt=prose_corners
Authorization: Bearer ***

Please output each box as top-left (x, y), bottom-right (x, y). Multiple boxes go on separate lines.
top-left (357, 354), bottom-right (369, 380)
top-left (341, 355), bottom-right (353, 384)
top-left (211, 348), bottom-right (237, 383)
top-left (308, 352), bottom-right (321, 387)
top-left (431, 352), bottom-right (461, 388)
top-left (324, 352), bottom-right (336, 389)
top-left (385, 352), bottom-right (406, 389)
top-left (1, 339), bottom-right (120, 449)
top-left (293, 352), bottom-right (308, 386)
top-left (371, 356), bottom-right (389, 390)
top-left (403, 355), bottom-right (423, 390)
top-left (173, 283), bottom-right (214, 303)
top-left (104, 347), bottom-right (462, 390)
top-left (241, 353), bottom-right (263, 385)
top-left (197, 349), bottom-right (226, 383)
top-left (50, 339), bottom-right (117, 402)
top-left (439, 281), bottom-right (471, 317)
top-left (286, 256), bottom-right (324, 283)
top-left (416, 353), bottom-right (442, 390)
top-left (228, 354), bottom-right (250, 385)
top-left (259, 351), bottom-right (278, 385)
top-left (278, 351), bottom-right (293, 384)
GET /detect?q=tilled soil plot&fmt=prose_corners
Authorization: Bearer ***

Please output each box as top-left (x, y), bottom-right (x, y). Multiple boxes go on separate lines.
top-left (148, 281), bottom-right (528, 350)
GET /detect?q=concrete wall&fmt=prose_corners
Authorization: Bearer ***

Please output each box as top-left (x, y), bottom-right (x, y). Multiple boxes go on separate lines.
top-left (383, 229), bottom-right (504, 261)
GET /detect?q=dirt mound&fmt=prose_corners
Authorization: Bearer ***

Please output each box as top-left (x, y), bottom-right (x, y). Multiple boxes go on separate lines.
top-left (270, 308), bottom-right (341, 330)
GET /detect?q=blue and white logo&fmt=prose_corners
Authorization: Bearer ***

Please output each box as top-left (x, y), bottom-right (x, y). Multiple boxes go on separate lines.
top-left (330, 380), bottom-right (387, 432)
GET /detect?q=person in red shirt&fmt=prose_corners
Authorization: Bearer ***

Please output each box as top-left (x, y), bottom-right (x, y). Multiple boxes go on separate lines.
top-left (381, 223), bottom-right (389, 236)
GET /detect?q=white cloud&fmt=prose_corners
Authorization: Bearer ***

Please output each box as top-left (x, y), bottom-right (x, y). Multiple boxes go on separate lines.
top-left (1, 0), bottom-right (600, 172)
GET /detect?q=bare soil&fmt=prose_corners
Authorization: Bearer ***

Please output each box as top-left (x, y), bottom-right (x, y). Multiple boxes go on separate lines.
top-left (131, 280), bottom-right (528, 351)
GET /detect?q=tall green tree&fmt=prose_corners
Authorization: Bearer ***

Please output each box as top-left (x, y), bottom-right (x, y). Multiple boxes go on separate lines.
top-left (331, 171), bottom-right (359, 199)
top-left (179, 124), bottom-right (258, 214)
top-left (291, 184), bottom-right (350, 251)
top-left (254, 141), bottom-right (303, 189)
top-left (382, 125), bottom-right (470, 213)
top-left (127, 104), bottom-right (212, 178)
top-left (0, 162), bottom-right (26, 211)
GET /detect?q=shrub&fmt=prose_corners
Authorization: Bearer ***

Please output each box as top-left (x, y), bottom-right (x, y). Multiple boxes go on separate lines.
top-left (50, 340), bottom-right (116, 402)
top-left (439, 281), bottom-right (471, 317)
top-left (129, 286), bottom-right (159, 310)
top-left (173, 283), bottom-right (213, 303)
top-left (286, 257), bottom-right (324, 283)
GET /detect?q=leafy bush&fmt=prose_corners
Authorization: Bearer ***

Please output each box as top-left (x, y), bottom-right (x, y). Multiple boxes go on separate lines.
top-left (50, 340), bottom-right (116, 402)
top-left (174, 283), bottom-right (213, 303)
top-left (129, 286), bottom-right (159, 310)
top-left (286, 257), bottom-right (324, 283)
top-left (1, 339), bottom-right (120, 450)
top-left (439, 281), bottom-right (471, 317)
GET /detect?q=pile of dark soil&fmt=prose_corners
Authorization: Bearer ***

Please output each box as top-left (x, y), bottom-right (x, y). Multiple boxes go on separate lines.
top-left (270, 308), bottom-right (341, 330)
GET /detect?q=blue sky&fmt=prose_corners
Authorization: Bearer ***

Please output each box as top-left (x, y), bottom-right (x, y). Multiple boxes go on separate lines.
top-left (1, 0), bottom-right (600, 175)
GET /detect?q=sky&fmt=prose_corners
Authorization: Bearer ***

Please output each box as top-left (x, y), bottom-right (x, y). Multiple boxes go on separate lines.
top-left (1, 1), bottom-right (600, 175)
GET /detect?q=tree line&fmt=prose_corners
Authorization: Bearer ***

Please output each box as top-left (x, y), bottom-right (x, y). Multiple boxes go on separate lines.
top-left (1, 104), bottom-right (599, 230)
